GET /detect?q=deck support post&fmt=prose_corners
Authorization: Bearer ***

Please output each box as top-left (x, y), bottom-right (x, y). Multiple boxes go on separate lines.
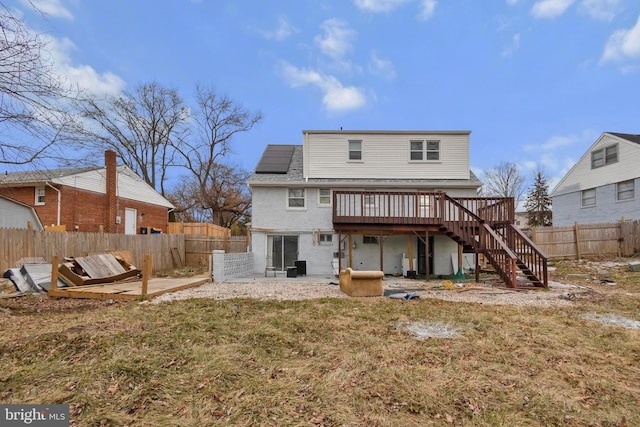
top-left (348, 234), bottom-right (353, 269)
top-left (425, 230), bottom-right (430, 282)
top-left (379, 230), bottom-right (384, 272)
top-left (338, 232), bottom-right (342, 272)
top-left (475, 251), bottom-right (480, 283)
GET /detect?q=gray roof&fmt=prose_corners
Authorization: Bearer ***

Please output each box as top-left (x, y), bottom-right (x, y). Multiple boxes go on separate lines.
top-left (0, 167), bottom-right (99, 185)
top-left (610, 132), bottom-right (640, 144)
top-left (248, 145), bottom-right (482, 188)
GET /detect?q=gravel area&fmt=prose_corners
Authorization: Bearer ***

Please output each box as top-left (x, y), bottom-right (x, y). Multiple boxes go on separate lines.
top-left (152, 276), bottom-right (585, 307)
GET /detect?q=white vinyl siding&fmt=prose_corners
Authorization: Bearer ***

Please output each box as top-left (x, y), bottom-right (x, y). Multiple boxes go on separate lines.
top-left (581, 188), bottom-right (596, 207)
top-left (617, 180), bottom-right (634, 201)
top-left (303, 132), bottom-right (470, 180)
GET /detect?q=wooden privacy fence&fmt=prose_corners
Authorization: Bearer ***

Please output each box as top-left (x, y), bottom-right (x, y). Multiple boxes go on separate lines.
top-left (167, 222), bottom-right (231, 237)
top-left (530, 220), bottom-right (640, 259)
top-left (0, 228), bottom-right (185, 273)
top-left (185, 235), bottom-right (250, 266)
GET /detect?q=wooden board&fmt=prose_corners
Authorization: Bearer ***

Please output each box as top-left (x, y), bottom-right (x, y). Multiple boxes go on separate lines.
top-left (48, 276), bottom-right (209, 301)
top-left (75, 254), bottom-right (127, 278)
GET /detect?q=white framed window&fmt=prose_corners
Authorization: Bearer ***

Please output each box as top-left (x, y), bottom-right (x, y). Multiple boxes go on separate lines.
top-left (408, 140), bottom-right (440, 161)
top-left (348, 140), bottom-right (362, 161)
top-left (35, 187), bottom-right (45, 205)
top-left (410, 140), bottom-right (423, 161)
top-left (591, 144), bottom-right (618, 169)
top-left (319, 233), bottom-right (333, 244)
top-left (581, 188), bottom-right (596, 207)
top-left (617, 179), bottom-right (635, 201)
top-left (426, 140), bottom-right (440, 160)
top-left (318, 188), bottom-right (331, 206)
top-left (287, 188), bottom-right (305, 209)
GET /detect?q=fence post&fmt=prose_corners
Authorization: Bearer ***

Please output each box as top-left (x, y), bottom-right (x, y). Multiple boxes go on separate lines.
top-left (574, 222), bottom-right (582, 260)
top-left (212, 250), bottom-right (225, 283)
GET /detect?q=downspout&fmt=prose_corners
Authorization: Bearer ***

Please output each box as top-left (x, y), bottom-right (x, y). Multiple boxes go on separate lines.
top-left (45, 181), bottom-right (61, 226)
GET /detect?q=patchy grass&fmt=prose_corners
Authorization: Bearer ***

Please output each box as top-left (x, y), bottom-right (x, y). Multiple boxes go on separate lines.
top-left (0, 260), bottom-right (639, 426)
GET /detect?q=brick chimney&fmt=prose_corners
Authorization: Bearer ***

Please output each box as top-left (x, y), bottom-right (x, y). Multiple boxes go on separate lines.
top-left (105, 150), bottom-right (117, 233)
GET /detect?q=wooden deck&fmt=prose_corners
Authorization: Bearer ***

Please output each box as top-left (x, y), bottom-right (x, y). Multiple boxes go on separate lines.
top-left (48, 276), bottom-right (210, 301)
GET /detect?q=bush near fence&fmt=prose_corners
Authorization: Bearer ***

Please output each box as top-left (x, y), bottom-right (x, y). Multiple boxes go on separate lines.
top-left (529, 220), bottom-right (640, 260)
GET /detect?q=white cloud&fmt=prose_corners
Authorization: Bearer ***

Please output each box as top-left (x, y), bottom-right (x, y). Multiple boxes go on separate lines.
top-left (579, 0), bottom-right (619, 21)
top-left (501, 33), bottom-right (521, 57)
top-left (280, 61), bottom-right (367, 112)
top-left (353, 0), bottom-right (410, 13)
top-left (418, 0), bottom-right (437, 21)
top-left (315, 19), bottom-right (356, 61)
top-left (601, 15), bottom-right (640, 63)
top-left (44, 34), bottom-right (126, 95)
top-left (22, 0), bottom-right (73, 20)
top-left (369, 51), bottom-right (396, 79)
top-left (262, 17), bottom-right (299, 41)
top-left (530, 0), bottom-right (576, 19)
top-left (506, 0), bottom-right (519, 5)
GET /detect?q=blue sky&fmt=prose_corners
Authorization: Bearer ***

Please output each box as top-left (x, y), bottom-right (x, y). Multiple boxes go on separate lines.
top-left (8, 0), bottom-right (640, 191)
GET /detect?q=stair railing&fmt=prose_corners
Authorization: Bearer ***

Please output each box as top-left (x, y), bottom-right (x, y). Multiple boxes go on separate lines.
top-left (501, 224), bottom-right (548, 288)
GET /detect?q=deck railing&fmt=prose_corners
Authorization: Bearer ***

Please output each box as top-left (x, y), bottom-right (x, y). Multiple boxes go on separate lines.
top-left (498, 224), bottom-right (549, 287)
top-left (333, 191), bottom-right (514, 226)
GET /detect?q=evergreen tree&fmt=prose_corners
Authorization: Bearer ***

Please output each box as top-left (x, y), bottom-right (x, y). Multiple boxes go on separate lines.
top-left (524, 169), bottom-right (552, 227)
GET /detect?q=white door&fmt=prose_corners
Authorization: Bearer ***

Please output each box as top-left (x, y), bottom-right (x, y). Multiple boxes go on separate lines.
top-left (124, 208), bottom-right (137, 235)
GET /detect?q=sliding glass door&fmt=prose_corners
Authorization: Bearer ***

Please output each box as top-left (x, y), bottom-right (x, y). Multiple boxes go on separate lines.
top-left (266, 235), bottom-right (299, 271)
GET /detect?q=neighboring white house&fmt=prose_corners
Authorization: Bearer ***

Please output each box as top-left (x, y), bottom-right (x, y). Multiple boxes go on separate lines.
top-left (551, 132), bottom-right (640, 227)
top-left (0, 195), bottom-right (44, 230)
top-left (248, 130), bottom-right (485, 277)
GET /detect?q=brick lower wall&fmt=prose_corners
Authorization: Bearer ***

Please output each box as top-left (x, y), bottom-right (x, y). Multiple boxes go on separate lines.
top-left (0, 185), bottom-right (169, 233)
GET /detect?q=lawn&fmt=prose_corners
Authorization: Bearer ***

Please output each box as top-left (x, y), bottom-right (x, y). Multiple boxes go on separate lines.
top-left (1, 260), bottom-right (639, 426)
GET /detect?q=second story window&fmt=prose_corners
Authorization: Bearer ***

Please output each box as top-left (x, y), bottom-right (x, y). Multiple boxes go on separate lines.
top-left (581, 188), bottom-right (596, 207)
top-left (348, 140), bottom-right (362, 161)
top-left (409, 140), bottom-right (440, 161)
top-left (591, 144), bottom-right (618, 168)
top-left (35, 187), bottom-right (45, 205)
top-left (318, 188), bottom-right (331, 206)
top-left (288, 188), bottom-right (305, 208)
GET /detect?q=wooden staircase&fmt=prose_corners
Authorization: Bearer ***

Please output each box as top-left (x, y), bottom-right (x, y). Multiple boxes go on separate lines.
top-left (442, 196), bottom-right (548, 288)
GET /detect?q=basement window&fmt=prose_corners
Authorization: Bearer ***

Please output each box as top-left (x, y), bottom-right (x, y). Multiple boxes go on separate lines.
top-left (363, 235), bottom-right (378, 244)
top-left (35, 187), bottom-right (45, 205)
top-left (319, 233), bottom-right (333, 244)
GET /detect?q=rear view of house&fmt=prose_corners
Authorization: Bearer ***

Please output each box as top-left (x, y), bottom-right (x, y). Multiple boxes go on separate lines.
top-left (249, 130), bottom-right (547, 288)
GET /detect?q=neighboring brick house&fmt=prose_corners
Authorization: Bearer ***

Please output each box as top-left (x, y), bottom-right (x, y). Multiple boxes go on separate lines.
top-left (248, 130), bottom-right (547, 288)
top-left (551, 132), bottom-right (640, 226)
top-left (0, 151), bottom-right (174, 234)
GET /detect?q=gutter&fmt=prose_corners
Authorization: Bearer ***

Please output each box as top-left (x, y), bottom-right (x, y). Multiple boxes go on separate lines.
top-left (45, 181), bottom-right (61, 226)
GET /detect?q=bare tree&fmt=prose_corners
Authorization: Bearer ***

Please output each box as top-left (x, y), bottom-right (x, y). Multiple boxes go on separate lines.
top-left (481, 161), bottom-right (526, 201)
top-left (0, 2), bottom-right (77, 165)
top-left (170, 85), bottom-right (261, 228)
top-left (77, 82), bottom-right (187, 195)
top-left (168, 163), bottom-right (252, 229)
